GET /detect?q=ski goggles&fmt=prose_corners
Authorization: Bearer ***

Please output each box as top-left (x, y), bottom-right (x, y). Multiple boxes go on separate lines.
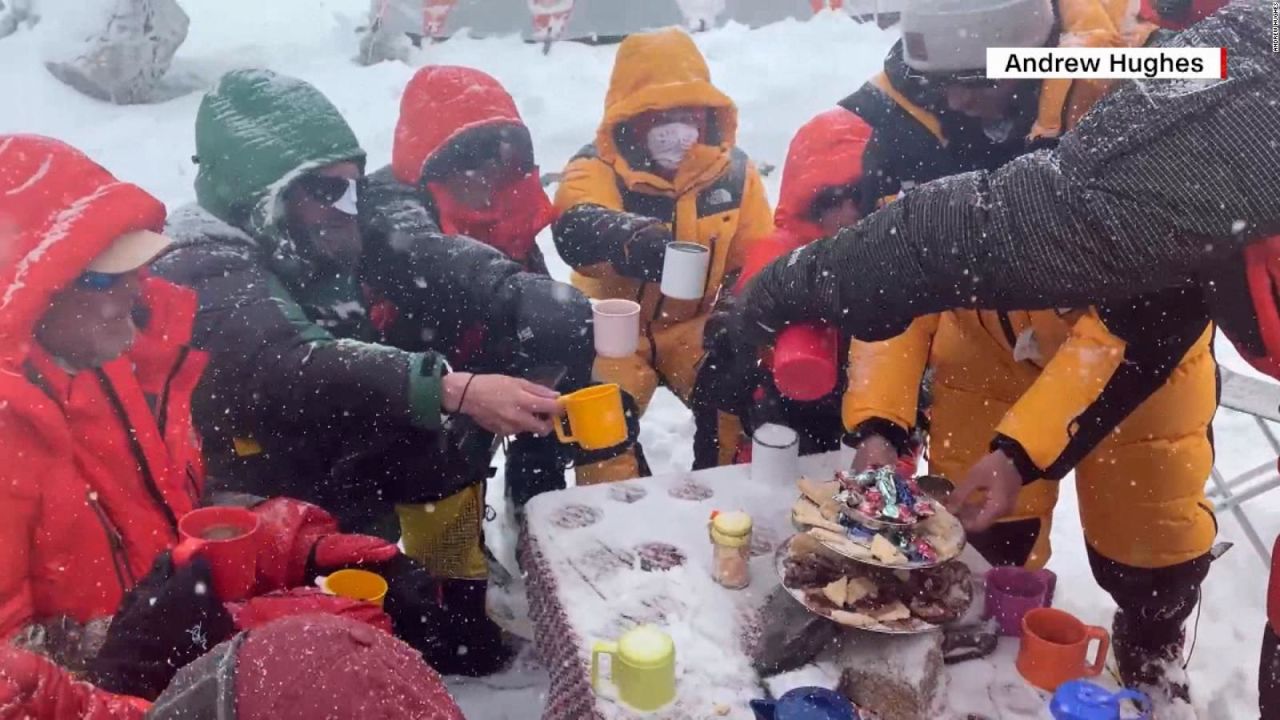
top-left (75, 270), bottom-right (130, 291)
top-left (294, 175), bottom-right (360, 216)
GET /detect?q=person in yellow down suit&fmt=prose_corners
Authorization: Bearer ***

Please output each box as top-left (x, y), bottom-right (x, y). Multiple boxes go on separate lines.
top-left (834, 0), bottom-right (1217, 707)
top-left (553, 28), bottom-right (773, 483)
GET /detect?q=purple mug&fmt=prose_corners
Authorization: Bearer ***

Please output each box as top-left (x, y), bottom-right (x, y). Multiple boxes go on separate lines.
top-left (984, 567), bottom-right (1057, 637)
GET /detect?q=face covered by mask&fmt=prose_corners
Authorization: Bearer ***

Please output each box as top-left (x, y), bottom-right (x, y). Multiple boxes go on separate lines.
top-left (646, 122), bottom-right (700, 171)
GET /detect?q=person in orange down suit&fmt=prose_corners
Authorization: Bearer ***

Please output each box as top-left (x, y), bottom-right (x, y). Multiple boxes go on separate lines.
top-left (553, 28), bottom-right (774, 482)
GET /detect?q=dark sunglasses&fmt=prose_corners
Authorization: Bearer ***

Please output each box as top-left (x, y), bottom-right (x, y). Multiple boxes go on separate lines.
top-left (294, 175), bottom-right (360, 215)
top-left (426, 126), bottom-right (535, 180)
top-left (811, 184), bottom-right (863, 219)
top-left (76, 271), bottom-right (129, 291)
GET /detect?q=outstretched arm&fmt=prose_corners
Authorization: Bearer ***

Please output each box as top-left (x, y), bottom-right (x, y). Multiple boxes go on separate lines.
top-left (741, 4), bottom-right (1280, 343)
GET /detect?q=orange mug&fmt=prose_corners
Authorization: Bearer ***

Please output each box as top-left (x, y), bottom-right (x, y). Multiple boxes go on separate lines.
top-left (1016, 607), bottom-right (1110, 691)
top-left (172, 506), bottom-right (260, 602)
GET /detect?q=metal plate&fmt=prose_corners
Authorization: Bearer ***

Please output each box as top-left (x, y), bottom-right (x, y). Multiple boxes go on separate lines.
top-left (774, 535), bottom-right (973, 635)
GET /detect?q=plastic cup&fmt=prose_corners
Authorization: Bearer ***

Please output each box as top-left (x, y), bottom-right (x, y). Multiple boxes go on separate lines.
top-left (593, 299), bottom-right (641, 358)
top-left (772, 323), bottom-right (839, 401)
top-left (172, 506), bottom-right (260, 602)
top-left (323, 569), bottom-right (389, 607)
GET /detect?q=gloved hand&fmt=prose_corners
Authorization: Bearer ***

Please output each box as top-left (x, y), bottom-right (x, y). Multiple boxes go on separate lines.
top-left (696, 294), bottom-right (764, 418)
top-left (612, 218), bottom-right (673, 282)
top-left (86, 553), bottom-right (236, 700)
top-left (249, 496), bottom-right (400, 592)
top-left (225, 588), bottom-right (394, 635)
top-left (376, 554), bottom-right (514, 677)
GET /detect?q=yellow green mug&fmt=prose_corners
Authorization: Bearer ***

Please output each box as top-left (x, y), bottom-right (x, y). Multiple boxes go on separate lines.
top-left (591, 624), bottom-right (676, 711)
top-left (554, 384), bottom-right (627, 451)
top-left (323, 569), bottom-right (389, 607)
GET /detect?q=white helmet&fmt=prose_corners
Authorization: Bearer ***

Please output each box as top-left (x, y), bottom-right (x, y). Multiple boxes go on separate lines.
top-left (901, 0), bottom-right (1055, 74)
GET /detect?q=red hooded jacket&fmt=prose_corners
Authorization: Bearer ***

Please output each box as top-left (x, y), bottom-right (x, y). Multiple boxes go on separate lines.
top-left (0, 136), bottom-right (397, 642)
top-left (0, 135), bottom-right (207, 637)
top-left (392, 65), bottom-right (555, 265)
top-left (735, 109), bottom-right (873, 292)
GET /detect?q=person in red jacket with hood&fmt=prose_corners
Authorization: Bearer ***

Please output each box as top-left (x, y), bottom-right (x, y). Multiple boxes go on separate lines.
top-left (0, 134), bottom-right (445, 704)
top-left (368, 64), bottom-right (606, 513)
top-left (703, 109), bottom-right (927, 464)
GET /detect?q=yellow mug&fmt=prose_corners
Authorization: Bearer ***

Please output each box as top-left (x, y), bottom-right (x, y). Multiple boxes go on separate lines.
top-left (591, 625), bottom-right (676, 711)
top-left (323, 569), bottom-right (389, 607)
top-left (554, 384), bottom-right (627, 451)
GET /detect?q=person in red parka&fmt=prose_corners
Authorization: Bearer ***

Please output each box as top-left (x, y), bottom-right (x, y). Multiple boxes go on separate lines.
top-left (1, 614), bottom-right (467, 719)
top-left (702, 109), bottom-right (925, 465)
top-left (0, 135), bottom-right (422, 701)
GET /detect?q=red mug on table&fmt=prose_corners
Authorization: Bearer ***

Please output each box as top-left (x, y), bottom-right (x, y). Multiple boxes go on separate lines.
top-left (1016, 607), bottom-right (1109, 691)
top-left (172, 506), bottom-right (260, 601)
top-left (771, 322), bottom-right (839, 401)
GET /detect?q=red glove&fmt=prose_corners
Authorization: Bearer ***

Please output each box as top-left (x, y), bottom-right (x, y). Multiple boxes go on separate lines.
top-left (0, 647), bottom-right (149, 720)
top-left (250, 497), bottom-right (399, 592)
top-left (225, 588), bottom-right (394, 635)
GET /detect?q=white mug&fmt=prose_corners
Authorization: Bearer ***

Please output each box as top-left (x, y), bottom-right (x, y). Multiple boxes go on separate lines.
top-left (751, 423), bottom-right (799, 485)
top-left (592, 299), bottom-right (641, 358)
top-left (660, 242), bottom-right (711, 300)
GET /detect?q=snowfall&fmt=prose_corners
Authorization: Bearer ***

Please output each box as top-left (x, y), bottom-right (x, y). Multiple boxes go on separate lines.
top-left (1, 0), bottom-right (1275, 717)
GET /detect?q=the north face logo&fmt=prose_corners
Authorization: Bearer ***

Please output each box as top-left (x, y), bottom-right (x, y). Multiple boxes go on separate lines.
top-left (705, 188), bottom-right (733, 208)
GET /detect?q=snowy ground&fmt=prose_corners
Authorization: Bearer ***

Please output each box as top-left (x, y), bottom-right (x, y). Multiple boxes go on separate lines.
top-left (3, 1), bottom-right (1277, 717)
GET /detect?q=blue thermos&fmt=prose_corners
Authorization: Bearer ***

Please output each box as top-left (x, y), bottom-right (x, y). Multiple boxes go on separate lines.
top-left (750, 686), bottom-right (859, 720)
top-left (1050, 680), bottom-right (1151, 719)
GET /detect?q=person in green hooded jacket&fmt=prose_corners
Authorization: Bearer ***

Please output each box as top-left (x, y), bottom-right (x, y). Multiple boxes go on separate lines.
top-left (152, 69), bottom-right (592, 676)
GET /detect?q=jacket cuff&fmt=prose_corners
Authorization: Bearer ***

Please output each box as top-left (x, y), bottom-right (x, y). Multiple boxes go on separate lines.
top-left (844, 417), bottom-right (911, 456)
top-left (990, 434), bottom-right (1044, 485)
top-left (408, 354), bottom-right (444, 431)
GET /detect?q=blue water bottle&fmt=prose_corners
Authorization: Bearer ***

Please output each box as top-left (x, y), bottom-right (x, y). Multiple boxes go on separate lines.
top-left (1050, 680), bottom-right (1151, 720)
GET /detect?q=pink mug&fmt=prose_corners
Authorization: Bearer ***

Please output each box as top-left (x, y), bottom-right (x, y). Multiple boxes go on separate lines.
top-left (984, 567), bottom-right (1057, 637)
top-left (172, 506), bottom-right (260, 602)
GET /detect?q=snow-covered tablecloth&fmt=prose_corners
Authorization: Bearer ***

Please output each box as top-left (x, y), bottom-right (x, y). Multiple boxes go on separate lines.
top-left (519, 451), bottom-right (1058, 719)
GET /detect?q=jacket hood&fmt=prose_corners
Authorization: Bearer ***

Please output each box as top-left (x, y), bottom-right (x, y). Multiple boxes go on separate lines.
top-left (596, 29), bottom-right (738, 192)
top-left (775, 109), bottom-right (873, 243)
top-left (0, 135), bottom-right (166, 368)
top-left (193, 69), bottom-right (366, 261)
top-left (147, 614), bottom-right (465, 720)
top-left (392, 65), bottom-right (527, 186)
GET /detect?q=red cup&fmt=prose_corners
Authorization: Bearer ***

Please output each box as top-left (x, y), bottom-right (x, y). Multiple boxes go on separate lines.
top-left (172, 507), bottom-right (260, 601)
top-left (772, 323), bottom-right (839, 401)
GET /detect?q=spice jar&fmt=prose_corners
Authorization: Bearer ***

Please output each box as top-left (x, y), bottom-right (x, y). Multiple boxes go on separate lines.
top-left (709, 511), bottom-right (752, 589)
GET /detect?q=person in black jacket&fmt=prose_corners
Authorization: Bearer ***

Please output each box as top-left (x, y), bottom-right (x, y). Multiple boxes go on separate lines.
top-left (152, 69), bottom-right (591, 676)
top-left (734, 4), bottom-right (1280, 715)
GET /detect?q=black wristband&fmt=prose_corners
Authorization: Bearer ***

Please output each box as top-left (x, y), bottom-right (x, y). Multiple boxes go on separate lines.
top-left (458, 373), bottom-right (479, 414)
top-left (990, 434), bottom-right (1045, 485)
top-left (844, 417), bottom-right (912, 456)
